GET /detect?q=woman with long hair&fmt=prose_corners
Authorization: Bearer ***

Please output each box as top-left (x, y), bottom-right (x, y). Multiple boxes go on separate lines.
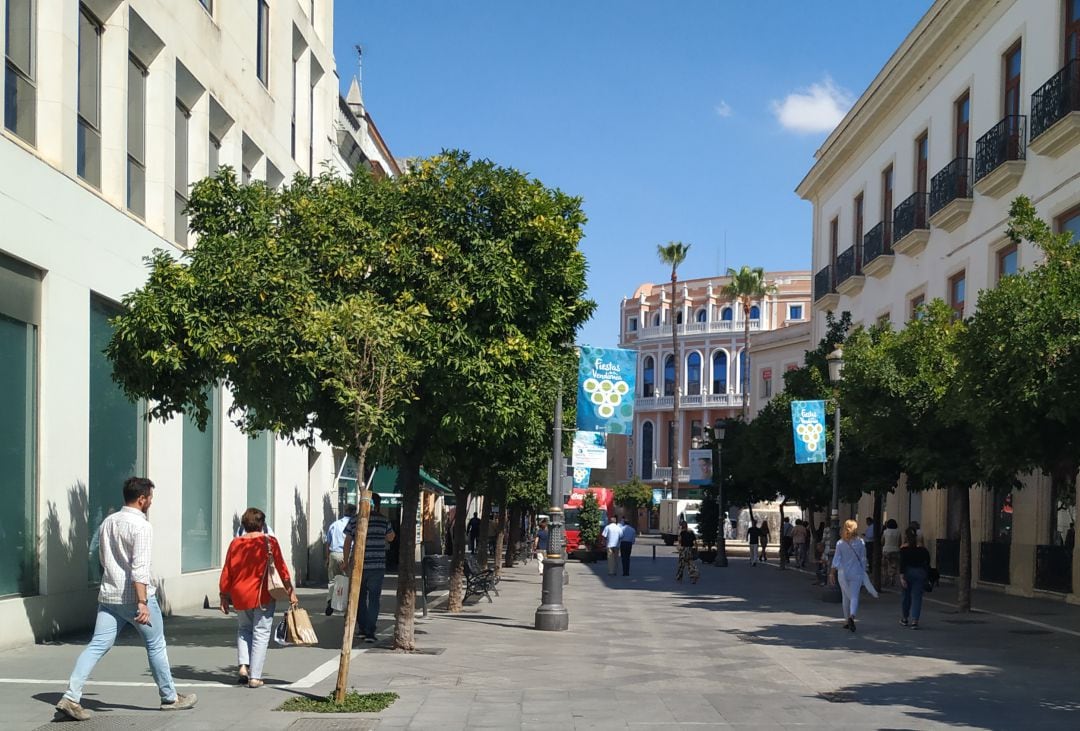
top-left (219, 508), bottom-right (298, 687)
top-left (674, 520), bottom-right (699, 584)
top-left (899, 526), bottom-right (932, 629)
top-left (829, 519), bottom-right (868, 632)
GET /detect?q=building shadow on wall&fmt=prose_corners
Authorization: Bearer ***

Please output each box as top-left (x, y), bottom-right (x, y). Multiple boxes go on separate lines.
top-left (290, 488), bottom-right (310, 585)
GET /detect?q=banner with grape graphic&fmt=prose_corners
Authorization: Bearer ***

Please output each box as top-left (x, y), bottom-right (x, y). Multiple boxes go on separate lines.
top-left (790, 400), bottom-right (826, 464)
top-left (577, 346), bottom-right (637, 435)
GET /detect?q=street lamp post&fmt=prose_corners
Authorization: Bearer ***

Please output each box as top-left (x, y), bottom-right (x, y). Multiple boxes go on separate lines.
top-left (822, 346), bottom-right (845, 602)
top-left (712, 419), bottom-right (728, 567)
top-left (536, 389), bottom-right (569, 630)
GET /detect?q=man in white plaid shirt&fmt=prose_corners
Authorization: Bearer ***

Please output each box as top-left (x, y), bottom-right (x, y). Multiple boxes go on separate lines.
top-left (55, 478), bottom-right (197, 722)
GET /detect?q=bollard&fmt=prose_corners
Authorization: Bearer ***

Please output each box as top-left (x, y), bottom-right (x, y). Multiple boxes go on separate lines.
top-left (652, 545), bottom-right (656, 561)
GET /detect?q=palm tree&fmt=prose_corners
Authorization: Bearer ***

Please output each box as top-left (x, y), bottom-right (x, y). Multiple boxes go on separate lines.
top-left (657, 241), bottom-right (691, 496)
top-left (721, 266), bottom-right (776, 418)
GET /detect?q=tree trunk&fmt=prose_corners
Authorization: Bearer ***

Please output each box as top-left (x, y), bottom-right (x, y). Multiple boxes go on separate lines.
top-left (505, 504), bottom-right (522, 568)
top-left (477, 509), bottom-right (492, 568)
top-left (447, 488), bottom-right (469, 613)
top-left (742, 302), bottom-right (750, 418)
top-left (871, 491), bottom-right (884, 591)
top-left (493, 503), bottom-right (508, 580)
top-left (671, 270), bottom-right (681, 498)
top-left (393, 449), bottom-right (422, 651)
top-left (956, 485), bottom-right (972, 613)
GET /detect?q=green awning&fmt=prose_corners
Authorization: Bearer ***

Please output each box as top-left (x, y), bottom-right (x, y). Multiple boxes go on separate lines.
top-left (369, 466), bottom-right (453, 497)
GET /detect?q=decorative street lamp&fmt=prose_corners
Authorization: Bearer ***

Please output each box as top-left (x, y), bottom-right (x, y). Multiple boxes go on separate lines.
top-left (712, 418), bottom-right (728, 567)
top-left (823, 346), bottom-right (845, 602)
top-left (535, 388), bottom-right (569, 630)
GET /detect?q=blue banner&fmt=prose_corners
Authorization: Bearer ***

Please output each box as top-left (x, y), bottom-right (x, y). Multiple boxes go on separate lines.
top-left (577, 346), bottom-right (637, 435)
top-left (791, 400), bottom-right (827, 464)
top-left (572, 466), bottom-right (591, 489)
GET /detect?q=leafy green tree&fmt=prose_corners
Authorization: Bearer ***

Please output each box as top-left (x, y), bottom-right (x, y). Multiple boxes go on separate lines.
top-left (578, 492), bottom-right (604, 551)
top-left (657, 241), bottom-right (691, 496)
top-left (614, 477), bottom-right (652, 517)
top-left (722, 266), bottom-right (777, 417)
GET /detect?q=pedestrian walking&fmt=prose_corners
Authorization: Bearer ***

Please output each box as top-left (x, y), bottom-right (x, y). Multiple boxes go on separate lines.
top-left (219, 508), bottom-right (299, 687)
top-left (56, 478), bottom-right (197, 722)
top-left (324, 504), bottom-right (355, 615)
top-left (674, 520), bottom-right (699, 583)
top-left (899, 526), bottom-right (932, 629)
top-left (343, 492), bottom-right (397, 642)
top-left (864, 517), bottom-right (877, 574)
top-left (882, 518), bottom-right (901, 587)
top-left (533, 519), bottom-right (549, 575)
top-left (747, 519), bottom-right (761, 565)
top-left (792, 520), bottom-right (810, 568)
top-left (758, 519), bottom-right (771, 561)
top-left (779, 517), bottom-right (793, 569)
top-left (467, 512), bottom-right (481, 553)
top-left (602, 516), bottom-right (622, 576)
top-left (618, 517), bottom-right (637, 576)
top-left (829, 519), bottom-right (869, 632)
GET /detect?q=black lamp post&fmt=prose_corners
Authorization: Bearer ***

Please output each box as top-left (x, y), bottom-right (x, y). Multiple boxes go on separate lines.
top-left (712, 418), bottom-right (728, 567)
top-left (822, 346), bottom-right (844, 602)
top-left (535, 389), bottom-right (569, 630)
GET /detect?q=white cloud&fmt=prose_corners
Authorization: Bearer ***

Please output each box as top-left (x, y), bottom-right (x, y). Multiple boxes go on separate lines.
top-left (770, 77), bottom-right (854, 134)
top-left (714, 100), bottom-right (733, 118)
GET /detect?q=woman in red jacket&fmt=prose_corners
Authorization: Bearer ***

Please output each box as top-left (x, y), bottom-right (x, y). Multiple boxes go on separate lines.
top-left (219, 508), bottom-right (297, 687)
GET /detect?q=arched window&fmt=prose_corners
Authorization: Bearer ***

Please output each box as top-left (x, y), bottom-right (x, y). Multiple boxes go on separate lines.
top-left (686, 352), bottom-right (701, 395)
top-left (676, 311), bottom-right (683, 325)
top-left (643, 356), bottom-right (655, 398)
top-left (749, 305), bottom-right (760, 320)
top-left (712, 351), bottom-right (728, 394)
top-left (696, 308), bottom-right (707, 322)
top-left (663, 354), bottom-right (675, 396)
top-left (721, 307), bottom-right (733, 321)
top-left (738, 350), bottom-right (749, 392)
top-left (642, 422), bottom-right (654, 480)
top-left (652, 312), bottom-right (661, 327)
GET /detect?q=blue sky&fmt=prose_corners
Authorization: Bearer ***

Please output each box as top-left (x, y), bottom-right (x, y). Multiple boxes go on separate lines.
top-left (333, 1), bottom-right (932, 348)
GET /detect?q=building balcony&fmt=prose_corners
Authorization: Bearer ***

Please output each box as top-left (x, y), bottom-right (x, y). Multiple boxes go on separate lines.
top-left (633, 319), bottom-right (762, 341)
top-left (834, 243), bottom-right (864, 296)
top-left (1030, 58), bottom-right (1080, 158)
top-left (650, 467), bottom-right (689, 483)
top-left (928, 156), bottom-right (973, 232)
top-left (813, 265), bottom-right (838, 311)
top-left (636, 392), bottom-right (742, 411)
top-left (892, 192), bottom-right (929, 256)
top-left (861, 221), bottom-right (894, 277)
top-left (974, 115), bottom-right (1027, 197)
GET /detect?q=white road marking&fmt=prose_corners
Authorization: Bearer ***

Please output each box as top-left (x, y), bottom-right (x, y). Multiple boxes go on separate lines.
top-left (283, 648), bottom-right (365, 689)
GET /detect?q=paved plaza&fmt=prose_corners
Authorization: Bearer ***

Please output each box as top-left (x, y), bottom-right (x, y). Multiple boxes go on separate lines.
top-left (1, 537), bottom-right (1078, 730)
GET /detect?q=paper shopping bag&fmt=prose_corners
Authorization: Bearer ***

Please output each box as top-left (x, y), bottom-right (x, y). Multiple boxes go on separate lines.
top-left (286, 607), bottom-right (319, 646)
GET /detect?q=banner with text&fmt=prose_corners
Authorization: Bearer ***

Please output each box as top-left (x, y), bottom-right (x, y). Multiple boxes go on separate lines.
top-left (791, 400), bottom-right (827, 464)
top-left (572, 430), bottom-right (608, 469)
top-left (577, 346), bottom-right (637, 435)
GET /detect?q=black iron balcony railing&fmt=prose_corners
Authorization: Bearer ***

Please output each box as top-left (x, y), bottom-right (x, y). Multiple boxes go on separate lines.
top-left (1035, 545), bottom-right (1073, 594)
top-left (929, 156), bottom-right (973, 216)
top-left (862, 221), bottom-right (891, 267)
top-left (834, 244), bottom-right (862, 286)
top-left (813, 265), bottom-right (834, 302)
top-left (1032, 58), bottom-right (1080, 141)
top-left (975, 115), bottom-right (1026, 182)
top-left (893, 192), bottom-right (929, 244)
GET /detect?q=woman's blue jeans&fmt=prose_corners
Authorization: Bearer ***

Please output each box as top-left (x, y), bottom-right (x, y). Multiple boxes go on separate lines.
top-left (902, 567), bottom-right (929, 621)
top-left (64, 596), bottom-right (176, 703)
top-left (236, 603), bottom-right (276, 680)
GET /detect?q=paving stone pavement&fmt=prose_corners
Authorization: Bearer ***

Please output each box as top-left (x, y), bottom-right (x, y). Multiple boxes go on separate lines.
top-left (2, 538), bottom-right (1079, 729)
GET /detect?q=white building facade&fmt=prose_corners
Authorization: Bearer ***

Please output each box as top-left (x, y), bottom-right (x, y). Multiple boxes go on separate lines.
top-left (799, 0), bottom-right (1080, 600)
top-left (614, 272), bottom-right (810, 492)
top-left (0, 0), bottom-right (400, 648)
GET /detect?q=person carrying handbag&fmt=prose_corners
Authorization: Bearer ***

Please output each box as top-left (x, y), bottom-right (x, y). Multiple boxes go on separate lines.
top-left (219, 508), bottom-right (298, 687)
top-left (829, 519), bottom-right (872, 632)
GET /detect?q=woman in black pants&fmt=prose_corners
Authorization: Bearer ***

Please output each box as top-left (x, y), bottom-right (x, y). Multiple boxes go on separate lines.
top-left (899, 527), bottom-right (931, 629)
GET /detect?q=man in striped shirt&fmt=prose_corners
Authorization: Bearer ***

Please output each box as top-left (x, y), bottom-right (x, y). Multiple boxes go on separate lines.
top-left (56, 478), bottom-right (196, 722)
top-left (343, 492), bottom-right (396, 643)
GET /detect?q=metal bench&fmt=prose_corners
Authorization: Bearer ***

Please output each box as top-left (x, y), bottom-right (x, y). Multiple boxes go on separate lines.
top-left (464, 554), bottom-right (498, 603)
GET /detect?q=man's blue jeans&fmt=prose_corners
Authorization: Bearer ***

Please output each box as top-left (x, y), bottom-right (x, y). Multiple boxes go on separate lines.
top-left (358, 569), bottom-right (385, 638)
top-left (64, 596), bottom-right (177, 703)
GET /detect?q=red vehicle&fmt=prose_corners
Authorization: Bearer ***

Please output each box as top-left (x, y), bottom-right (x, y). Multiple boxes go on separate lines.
top-left (563, 487), bottom-right (616, 559)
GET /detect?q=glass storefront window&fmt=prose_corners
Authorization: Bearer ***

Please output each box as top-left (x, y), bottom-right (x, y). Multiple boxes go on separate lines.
top-left (246, 431), bottom-right (274, 527)
top-left (182, 388), bottom-right (218, 572)
top-left (0, 313), bottom-right (36, 596)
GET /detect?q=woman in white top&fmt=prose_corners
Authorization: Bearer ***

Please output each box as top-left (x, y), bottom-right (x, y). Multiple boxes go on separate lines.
top-left (881, 519), bottom-right (902, 587)
top-left (829, 519), bottom-right (868, 632)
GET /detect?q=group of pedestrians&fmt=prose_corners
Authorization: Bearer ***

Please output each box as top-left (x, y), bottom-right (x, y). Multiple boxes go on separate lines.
top-left (601, 516), bottom-right (637, 576)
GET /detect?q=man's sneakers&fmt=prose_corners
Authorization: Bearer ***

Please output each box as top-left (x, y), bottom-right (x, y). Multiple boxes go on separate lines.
top-left (55, 697), bottom-right (90, 722)
top-left (325, 601), bottom-right (334, 616)
top-left (363, 635), bottom-right (376, 644)
top-left (160, 693), bottom-right (198, 711)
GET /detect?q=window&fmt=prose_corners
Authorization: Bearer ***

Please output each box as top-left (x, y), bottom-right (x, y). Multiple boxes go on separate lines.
top-left (853, 192), bottom-right (864, 245)
top-left (242, 164), bottom-right (251, 185)
top-left (1004, 42), bottom-right (1022, 118)
top-left (675, 310), bottom-right (683, 325)
top-left (915, 131), bottom-right (929, 194)
top-left (720, 307), bottom-right (733, 322)
top-left (997, 244), bottom-right (1018, 281)
top-left (182, 387), bottom-right (219, 572)
top-left (761, 371), bottom-right (772, 399)
top-left (749, 305), bottom-right (760, 321)
top-left (89, 296), bottom-right (145, 582)
top-left (208, 132), bottom-right (220, 173)
top-left (247, 432), bottom-right (274, 526)
top-left (198, 0), bottom-right (213, 12)
top-left (949, 271), bottom-right (966, 319)
top-left (663, 354), bottom-right (675, 397)
top-left (738, 351), bottom-right (748, 392)
top-left (690, 420), bottom-right (703, 449)
top-left (290, 55), bottom-right (297, 158)
top-left (711, 351), bottom-right (727, 395)
top-left (652, 312), bottom-right (660, 327)
top-left (641, 422), bottom-right (654, 480)
top-left (910, 293), bottom-right (926, 320)
top-left (882, 165), bottom-right (894, 244)
top-left (1068, 0), bottom-right (1080, 62)
top-left (696, 308), bottom-right (707, 323)
top-left (877, 311), bottom-right (892, 327)
top-left (955, 91), bottom-right (970, 157)
top-left (642, 356), bottom-right (655, 398)
top-left (991, 487), bottom-right (1013, 544)
top-left (256, 0), bottom-right (270, 86)
top-left (77, 6), bottom-right (102, 188)
top-left (4, 0), bottom-right (36, 144)
top-left (829, 216), bottom-right (839, 272)
top-left (686, 352), bottom-right (701, 396)
top-left (308, 79), bottom-right (315, 174)
top-left (0, 253), bottom-right (39, 597)
top-left (789, 304), bottom-right (804, 321)
top-left (627, 317), bottom-right (637, 332)
top-left (1058, 205), bottom-right (1080, 241)
top-left (127, 56), bottom-right (146, 217)
top-left (175, 102), bottom-right (190, 245)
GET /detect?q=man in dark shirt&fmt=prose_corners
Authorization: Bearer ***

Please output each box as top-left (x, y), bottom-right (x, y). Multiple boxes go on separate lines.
top-left (467, 513), bottom-right (481, 553)
top-left (533, 519), bottom-right (549, 575)
top-left (747, 520), bottom-right (761, 566)
top-left (343, 493), bottom-right (397, 643)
